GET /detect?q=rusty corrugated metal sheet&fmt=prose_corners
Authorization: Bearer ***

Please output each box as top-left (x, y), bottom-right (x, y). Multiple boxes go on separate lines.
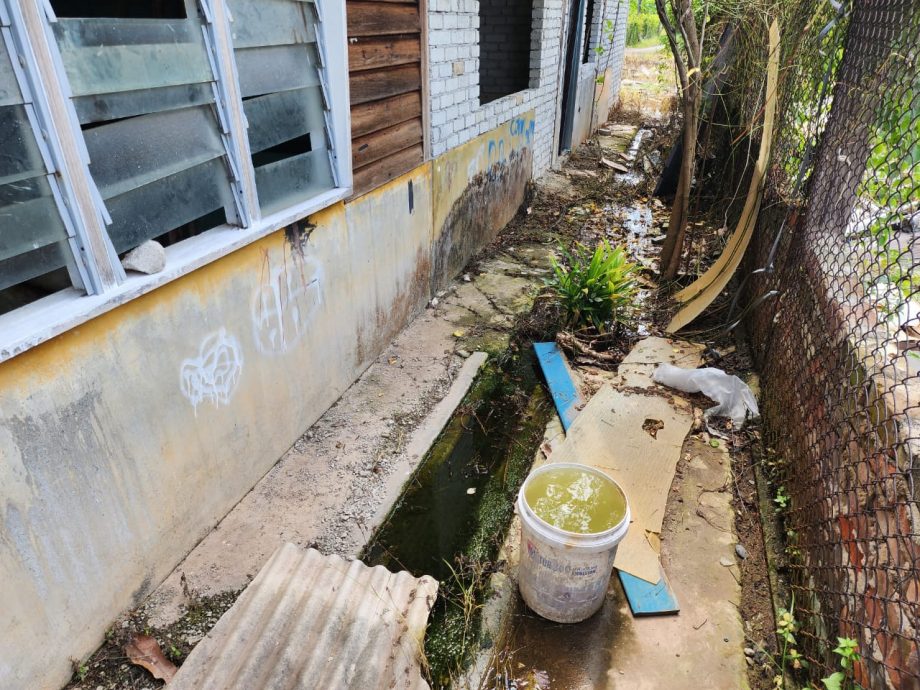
top-left (170, 543), bottom-right (438, 689)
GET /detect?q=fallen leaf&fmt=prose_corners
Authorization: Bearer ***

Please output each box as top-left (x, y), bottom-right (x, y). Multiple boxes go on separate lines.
top-left (125, 634), bottom-right (177, 682)
top-left (642, 418), bottom-right (665, 438)
top-left (452, 330), bottom-right (465, 338)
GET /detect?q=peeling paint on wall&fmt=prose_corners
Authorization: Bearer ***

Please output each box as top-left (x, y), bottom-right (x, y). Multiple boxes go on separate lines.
top-left (179, 329), bottom-right (244, 411)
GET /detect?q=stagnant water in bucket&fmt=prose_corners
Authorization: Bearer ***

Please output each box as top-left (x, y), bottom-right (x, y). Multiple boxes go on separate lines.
top-left (525, 467), bottom-right (627, 534)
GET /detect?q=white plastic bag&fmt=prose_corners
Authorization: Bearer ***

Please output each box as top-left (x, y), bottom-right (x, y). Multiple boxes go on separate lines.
top-left (653, 363), bottom-right (759, 425)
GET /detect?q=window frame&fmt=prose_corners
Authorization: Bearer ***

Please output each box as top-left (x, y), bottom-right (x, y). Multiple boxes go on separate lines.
top-left (0, 0), bottom-right (352, 364)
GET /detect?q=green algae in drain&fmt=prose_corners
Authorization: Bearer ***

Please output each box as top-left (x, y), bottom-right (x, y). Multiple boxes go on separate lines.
top-left (524, 466), bottom-right (627, 533)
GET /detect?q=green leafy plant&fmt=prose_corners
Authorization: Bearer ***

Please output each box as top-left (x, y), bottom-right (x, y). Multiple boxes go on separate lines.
top-left (821, 637), bottom-right (862, 690)
top-left (774, 485), bottom-right (790, 513)
top-left (71, 659), bottom-right (89, 683)
top-left (770, 598), bottom-right (808, 688)
top-left (785, 528), bottom-right (802, 561)
top-left (167, 643), bottom-right (183, 664)
top-left (546, 240), bottom-right (638, 331)
top-left (626, 0), bottom-right (662, 46)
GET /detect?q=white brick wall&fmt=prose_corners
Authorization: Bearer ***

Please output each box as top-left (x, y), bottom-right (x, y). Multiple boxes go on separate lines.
top-left (586, 0), bottom-right (629, 108)
top-left (426, 0), bottom-right (628, 176)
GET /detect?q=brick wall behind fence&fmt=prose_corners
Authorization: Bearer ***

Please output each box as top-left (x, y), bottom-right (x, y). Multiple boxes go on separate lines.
top-left (737, 1), bottom-right (920, 686)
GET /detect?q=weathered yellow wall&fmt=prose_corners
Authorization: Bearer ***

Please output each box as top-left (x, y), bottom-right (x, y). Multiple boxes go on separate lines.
top-left (431, 110), bottom-right (535, 289)
top-left (0, 118), bottom-right (535, 689)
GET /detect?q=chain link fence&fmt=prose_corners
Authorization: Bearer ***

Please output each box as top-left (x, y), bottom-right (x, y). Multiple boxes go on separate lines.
top-left (721, 0), bottom-right (920, 686)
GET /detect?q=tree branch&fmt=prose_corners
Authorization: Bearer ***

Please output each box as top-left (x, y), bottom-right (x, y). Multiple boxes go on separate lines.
top-left (656, 0), bottom-right (689, 91)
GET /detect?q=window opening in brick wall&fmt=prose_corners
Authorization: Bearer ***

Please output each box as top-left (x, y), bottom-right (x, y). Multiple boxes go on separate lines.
top-left (479, 0), bottom-right (534, 104)
top-left (582, 0), bottom-right (596, 63)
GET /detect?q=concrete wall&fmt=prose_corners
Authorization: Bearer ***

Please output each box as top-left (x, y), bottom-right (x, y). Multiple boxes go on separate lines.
top-left (0, 116), bottom-right (533, 690)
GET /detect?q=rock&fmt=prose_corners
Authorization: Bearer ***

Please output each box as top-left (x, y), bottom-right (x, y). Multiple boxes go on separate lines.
top-left (600, 157), bottom-right (628, 173)
top-left (719, 556), bottom-right (734, 567)
top-left (463, 273), bottom-right (472, 282)
top-left (456, 349), bottom-right (471, 359)
top-left (736, 543), bottom-right (749, 560)
top-left (489, 571), bottom-right (508, 593)
top-left (121, 240), bottom-right (166, 274)
top-left (744, 647), bottom-right (756, 657)
top-left (428, 297), bottom-right (439, 308)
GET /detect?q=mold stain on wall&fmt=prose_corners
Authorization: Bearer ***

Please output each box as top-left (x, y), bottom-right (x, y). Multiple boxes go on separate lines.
top-left (433, 147), bottom-right (533, 291)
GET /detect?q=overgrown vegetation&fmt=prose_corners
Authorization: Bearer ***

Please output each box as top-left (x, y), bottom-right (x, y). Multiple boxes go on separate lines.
top-left (545, 240), bottom-right (638, 331)
top-left (626, 0), bottom-right (662, 46)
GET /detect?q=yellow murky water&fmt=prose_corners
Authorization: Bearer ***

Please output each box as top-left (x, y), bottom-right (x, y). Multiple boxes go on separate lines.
top-left (525, 467), bottom-right (627, 534)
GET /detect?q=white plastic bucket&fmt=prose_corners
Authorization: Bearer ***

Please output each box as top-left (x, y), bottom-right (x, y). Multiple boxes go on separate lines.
top-left (517, 462), bottom-right (630, 623)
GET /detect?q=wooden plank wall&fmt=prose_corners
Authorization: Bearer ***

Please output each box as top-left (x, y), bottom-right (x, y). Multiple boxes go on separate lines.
top-left (347, 0), bottom-right (425, 196)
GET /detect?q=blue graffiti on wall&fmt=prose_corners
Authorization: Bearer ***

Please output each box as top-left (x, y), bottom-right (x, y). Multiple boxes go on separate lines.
top-left (465, 115), bottom-right (537, 182)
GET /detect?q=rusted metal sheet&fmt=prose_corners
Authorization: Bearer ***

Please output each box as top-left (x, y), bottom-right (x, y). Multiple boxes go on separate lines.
top-left (170, 543), bottom-right (438, 689)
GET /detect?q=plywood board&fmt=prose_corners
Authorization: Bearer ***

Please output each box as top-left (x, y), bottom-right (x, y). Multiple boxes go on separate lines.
top-left (351, 92), bottom-right (422, 140)
top-left (550, 384), bottom-right (695, 583)
top-left (350, 63), bottom-right (421, 105)
top-left (347, 2), bottom-right (421, 37)
top-left (353, 117), bottom-right (423, 168)
top-left (352, 143), bottom-right (424, 192)
top-left (349, 36), bottom-right (421, 72)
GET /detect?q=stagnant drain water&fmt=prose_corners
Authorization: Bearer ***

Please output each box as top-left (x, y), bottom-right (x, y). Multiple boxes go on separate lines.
top-left (363, 345), bottom-right (552, 687)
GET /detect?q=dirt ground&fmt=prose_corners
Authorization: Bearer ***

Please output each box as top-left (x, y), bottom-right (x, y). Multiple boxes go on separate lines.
top-left (63, 47), bottom-right (777, 690)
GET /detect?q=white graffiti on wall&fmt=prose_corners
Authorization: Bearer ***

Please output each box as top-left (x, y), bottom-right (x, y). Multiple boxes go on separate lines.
top-left (252, 257), bottom-right (323, 355)
top-left (179, 328), bottom-right (244, 411)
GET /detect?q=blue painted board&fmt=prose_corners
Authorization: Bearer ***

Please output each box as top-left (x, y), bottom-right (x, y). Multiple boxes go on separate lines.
top-left (533, 342), bottom-right (583, 432)
top-left (533, 342), bottom-right (680, 615)
top-left (620, 568), bottom-right (680, 616)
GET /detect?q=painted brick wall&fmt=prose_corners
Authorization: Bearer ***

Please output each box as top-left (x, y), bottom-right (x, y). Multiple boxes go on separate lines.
top-left (427, 0), bottom-right (628, 176)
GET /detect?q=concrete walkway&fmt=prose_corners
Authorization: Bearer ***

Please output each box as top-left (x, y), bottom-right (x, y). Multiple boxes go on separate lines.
top-left (506, 435), bottom-right (747, 689)
top-left (144, 240), bottom-right (552, 628)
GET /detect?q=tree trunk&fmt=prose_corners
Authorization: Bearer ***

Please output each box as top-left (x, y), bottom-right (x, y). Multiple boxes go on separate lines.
top-left (659, 91), bottom-right (698, 279)
top-left (654, 0), bottom-right (703, 282)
